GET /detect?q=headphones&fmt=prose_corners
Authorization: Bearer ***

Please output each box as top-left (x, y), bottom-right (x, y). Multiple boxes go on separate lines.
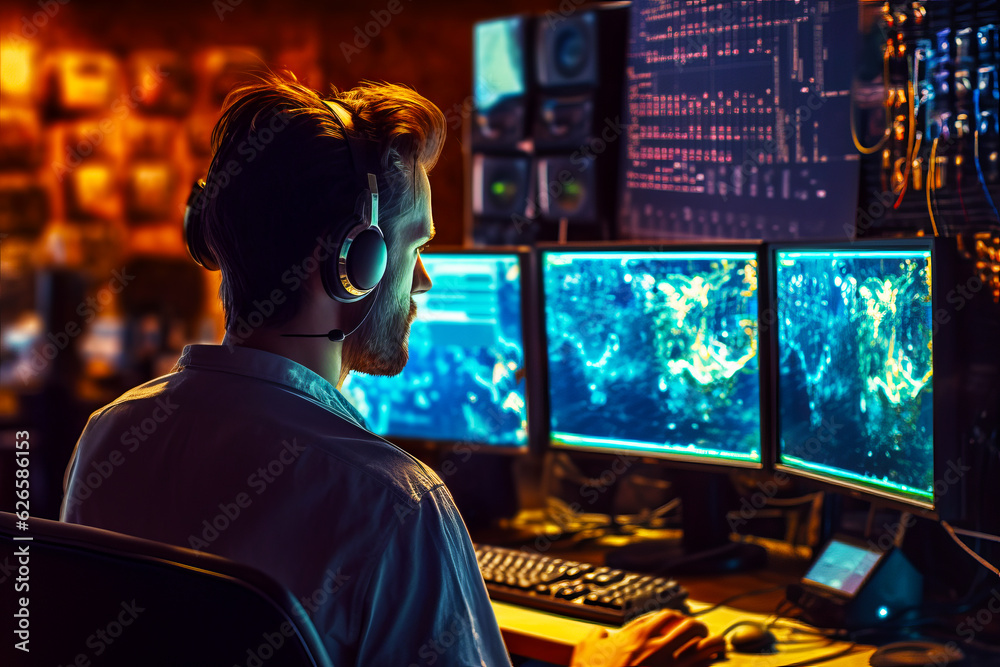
top-left (183, 100), bottom-right (388, 305)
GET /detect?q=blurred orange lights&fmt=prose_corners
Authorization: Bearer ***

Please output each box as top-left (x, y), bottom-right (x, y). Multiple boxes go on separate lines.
top-left (0, 36), bottom-right (35, 101)
top-left (55, 51), bottom-right (121, 112)
top-left (69, 163), bottom-right (121, 221)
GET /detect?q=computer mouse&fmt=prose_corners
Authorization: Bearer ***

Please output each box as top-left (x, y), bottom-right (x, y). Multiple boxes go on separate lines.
top-left (869, 641), bottom-right (965, 666)
top-left (729, 622), bottom-right (777, 654)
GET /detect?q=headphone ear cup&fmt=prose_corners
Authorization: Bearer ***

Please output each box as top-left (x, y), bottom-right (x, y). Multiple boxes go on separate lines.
top-left (184, 180), bottom-right (219, 271)
top-left (321, 223), bottom-right (388, 303)
top-left (346, 227), bottom-right (388, 292)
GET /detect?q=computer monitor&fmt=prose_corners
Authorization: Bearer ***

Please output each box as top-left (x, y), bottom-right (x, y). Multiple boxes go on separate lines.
top-left (474, 17), bottom-right (526, 113)
top-left (542, 245), bottom-right (763, 466)
top-left (539, 243), bottom-right (768, 572)
top-left (341, 248), bottom-right (530, 452)
top-left (769, 238), bottom-right (958, 517)
top-left (472, 16), bottom-right (530, 147)
top-left (617, 0), bottom-right (861, 240)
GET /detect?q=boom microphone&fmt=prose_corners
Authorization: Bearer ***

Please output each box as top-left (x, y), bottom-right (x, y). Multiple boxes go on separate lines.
top-left (282, 284), bottom-right (380, 343)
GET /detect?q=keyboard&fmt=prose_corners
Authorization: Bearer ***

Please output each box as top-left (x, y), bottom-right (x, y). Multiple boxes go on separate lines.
top-left (474, 543), bottom-right (689, 625)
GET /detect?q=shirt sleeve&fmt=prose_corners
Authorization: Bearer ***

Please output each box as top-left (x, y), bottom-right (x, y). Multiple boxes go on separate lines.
top-left (355, 485), bottom-right (511, 667)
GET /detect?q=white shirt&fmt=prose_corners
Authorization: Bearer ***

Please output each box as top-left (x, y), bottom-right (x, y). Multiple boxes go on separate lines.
top-left (61, 344), bottom-right (511, 666)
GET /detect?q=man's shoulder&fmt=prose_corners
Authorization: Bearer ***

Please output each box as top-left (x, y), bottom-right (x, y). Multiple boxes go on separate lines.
top-left (84, 365), bottom-right (445, 506)
top-left (94, 368), bottom-right (183, 403)
top-left (306, 429), bottom-right (447, 506)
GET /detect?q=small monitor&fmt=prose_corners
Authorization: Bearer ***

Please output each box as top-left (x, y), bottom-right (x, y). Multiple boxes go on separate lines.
top-left (803, 537), bottom-right (884, 597)
top-left (341, 249), bottom-right (529, 451)
top-left (472, 16), bottom-right (530, 148)
top-left (541, 245), bottom-right (764, 468)
top-left (788, 534), bottom-right (923, 629)
top-left (771, 241), bottom-right (940, 510)
top-left (474, 18), bottom-right (527, 112)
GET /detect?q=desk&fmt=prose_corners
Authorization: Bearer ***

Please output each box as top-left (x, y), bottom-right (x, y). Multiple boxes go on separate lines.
top-left (484, 538), bottom-right (874, 665)
top-left (493, 599), bottom-right (875, 666)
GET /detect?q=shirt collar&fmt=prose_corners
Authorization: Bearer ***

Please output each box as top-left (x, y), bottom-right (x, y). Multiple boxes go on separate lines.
top-left (175, 344), bottom-right (367, 429)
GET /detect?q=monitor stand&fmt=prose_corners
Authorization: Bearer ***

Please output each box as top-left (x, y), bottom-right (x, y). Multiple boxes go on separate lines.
top-left (606, 470), bottom-right (767, 575)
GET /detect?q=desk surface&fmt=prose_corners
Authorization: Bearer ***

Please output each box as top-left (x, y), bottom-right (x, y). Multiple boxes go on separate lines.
top-left (482, 536), bottom-right (874, 666)
top-left (493, 598), bottom-right (875, 666)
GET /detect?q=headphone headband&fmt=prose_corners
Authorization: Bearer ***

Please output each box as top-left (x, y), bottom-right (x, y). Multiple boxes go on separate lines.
top-left (325, 100), bottom-right (380, 206)
top-left (321, 100), bottom-right (388, 303)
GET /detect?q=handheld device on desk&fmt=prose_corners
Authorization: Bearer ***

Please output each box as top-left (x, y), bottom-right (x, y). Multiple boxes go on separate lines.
top-left (786, 535), bottom-right (970, 667)
top-left (786, 535), bottom-right (921, 630)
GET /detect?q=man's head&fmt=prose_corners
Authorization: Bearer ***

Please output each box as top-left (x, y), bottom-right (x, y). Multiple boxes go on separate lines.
top-left (196, 71), bottom-right (444, 375)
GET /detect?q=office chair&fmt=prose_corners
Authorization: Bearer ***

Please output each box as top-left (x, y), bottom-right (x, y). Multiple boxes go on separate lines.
top-left (0, 511), bottom-right (334, 667)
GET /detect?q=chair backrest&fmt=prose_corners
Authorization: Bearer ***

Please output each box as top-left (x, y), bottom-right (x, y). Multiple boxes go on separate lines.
top-left (0, 512), bottom-right (333, 667)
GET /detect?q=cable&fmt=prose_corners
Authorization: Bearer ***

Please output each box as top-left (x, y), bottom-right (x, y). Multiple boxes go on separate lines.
top-left (770, 598), bottom-right (796, 626)
top-left (957, 154), bottom-right (970, 221)
top-left (758, 600), bottom-right (859, 666)
top-left (893, 48), bottom-right (919, 205)
top-left (780, 622), bottom-right (845, 640)
top-left (926, 136), bottom-right (941, 236)
top-left (851, 46), bottom-right (893, 154)
top-left (282, 283), bottom-right (381, 342)
top-left (941, 520), bottom-right (1000, 577)
top-left (973, 86), bottom-right (1000, 228)
top-left (632, 497), bottom-right (681, 527)
top-left (777, 643), bottom-right (859, 667)
top-left (975, 130), bottom-right (1000, 227)
top-left (895, 133), bottom-right (922, 209)
top-left (953, 526), bottom-right (1000, 543)
top-left (893, 81), bottom-right (918, 206)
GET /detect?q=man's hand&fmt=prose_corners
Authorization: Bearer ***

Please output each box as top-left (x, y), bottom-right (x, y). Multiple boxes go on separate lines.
top-left (570, 610), bottom-right (726, 667)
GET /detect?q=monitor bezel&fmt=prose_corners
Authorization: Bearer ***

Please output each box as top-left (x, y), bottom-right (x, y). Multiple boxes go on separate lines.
top-left (536, 240), bottom-right (770, 473)
top-left (347, 245), bottom-right (535, 456)
top-left (766, 236), bottom-right (959, 517)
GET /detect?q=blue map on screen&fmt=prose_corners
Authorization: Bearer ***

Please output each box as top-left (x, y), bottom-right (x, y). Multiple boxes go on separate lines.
top-left (543, 251), bottom-right (761, 464)
top-left (342, 253), bottom-right (527, 448)
top-left (775, 248), bottom-right (934, 505)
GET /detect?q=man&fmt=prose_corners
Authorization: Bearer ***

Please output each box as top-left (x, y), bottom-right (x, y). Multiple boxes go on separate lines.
top-left (61, 72), bottom-right (722, 666)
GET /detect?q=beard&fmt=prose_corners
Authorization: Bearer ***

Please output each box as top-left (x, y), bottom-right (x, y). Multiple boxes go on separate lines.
top-left (342, 286), bottom-right (418, 377)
